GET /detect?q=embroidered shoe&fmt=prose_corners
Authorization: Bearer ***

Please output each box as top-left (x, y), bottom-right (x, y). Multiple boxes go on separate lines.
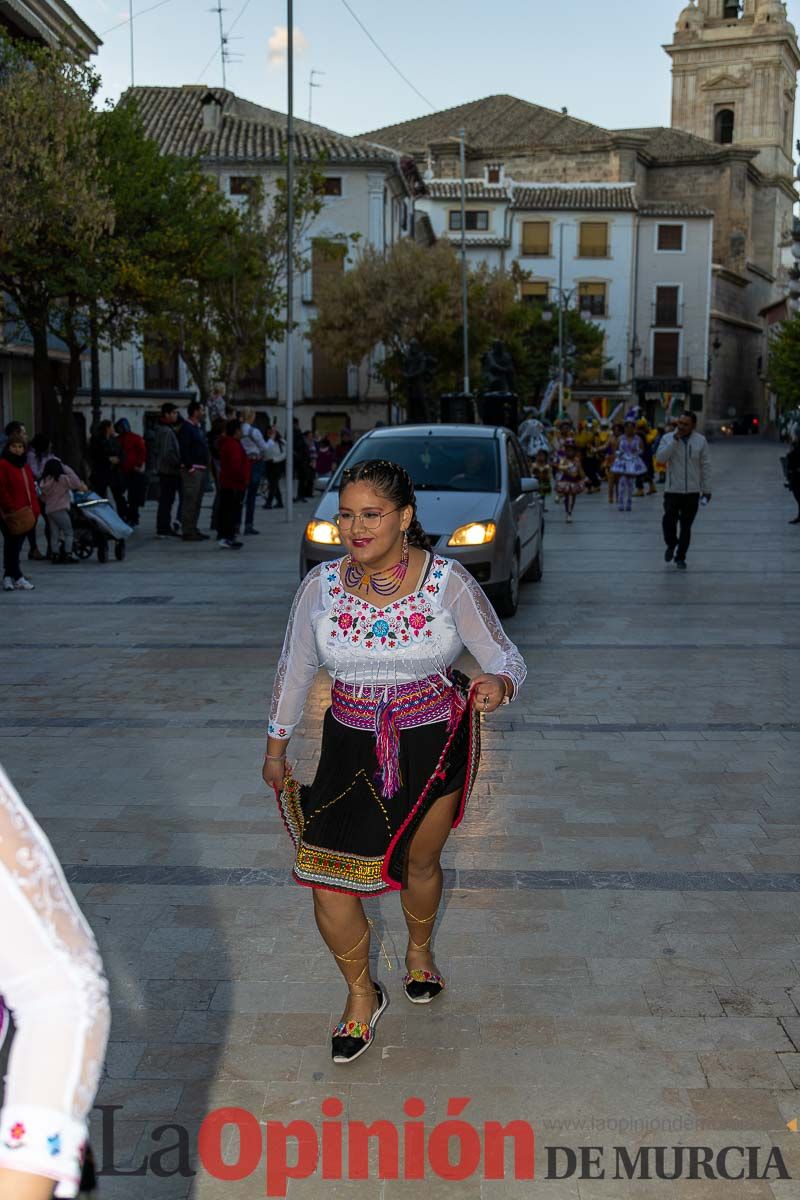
top-left (402, 968), bottom-right (446, 1005)
top-left (331, 983), bottom-right (387, 1064)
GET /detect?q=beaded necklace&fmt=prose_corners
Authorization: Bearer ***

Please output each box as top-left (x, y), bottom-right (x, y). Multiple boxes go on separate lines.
top-left (344, 533), bottom-right (410, 597)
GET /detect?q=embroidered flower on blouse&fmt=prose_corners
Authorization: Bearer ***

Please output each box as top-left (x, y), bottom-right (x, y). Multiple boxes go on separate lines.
top-left (47, 1134), bottom-right (61, 1156)
top-left (10, 1123), bottom-right (25, 1141)
top-left (408, 612), bottom-right (426, 631)
top-left (338, 612), bottom-right (353, 630)
top-left (371, 619), bottom-right (390, 638)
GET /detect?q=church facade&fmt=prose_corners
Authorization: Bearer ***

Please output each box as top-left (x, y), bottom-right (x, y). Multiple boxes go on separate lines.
top-left (364, 0), bottom-right (800, 428)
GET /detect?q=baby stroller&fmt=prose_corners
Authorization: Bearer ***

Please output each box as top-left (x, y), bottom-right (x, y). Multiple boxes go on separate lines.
top-left (71, 491), bottom-right (132, 562)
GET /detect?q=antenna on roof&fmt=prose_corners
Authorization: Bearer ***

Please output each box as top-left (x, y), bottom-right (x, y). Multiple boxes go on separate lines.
top-left (308, 69), bottom-right (325, 122)
top-left (128, 0), bottom-right (134, 87)
top-left (210, 0), bottom-right (231, 89)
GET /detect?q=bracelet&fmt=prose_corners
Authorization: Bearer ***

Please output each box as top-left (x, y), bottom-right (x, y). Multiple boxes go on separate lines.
top-left (265, 753), bottom-right (287, 761)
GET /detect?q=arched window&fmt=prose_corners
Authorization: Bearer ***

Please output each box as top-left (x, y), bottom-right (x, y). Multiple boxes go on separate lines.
top-left (715, 108), bottom-right (735, 144)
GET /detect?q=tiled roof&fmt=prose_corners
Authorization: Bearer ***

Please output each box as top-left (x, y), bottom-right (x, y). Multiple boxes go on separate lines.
top-left (512, 185), bottom-right (637, 211)
top-left (362, 94), bottom-right (610, 153)
top-left (639, 202), bottom-right (714, 218)
top-left (426, 181), bottom-right (511, 201)
top-left (615, 126), bottom-right (744, 162)
top-left (122, 86), bottom-right (398, 165)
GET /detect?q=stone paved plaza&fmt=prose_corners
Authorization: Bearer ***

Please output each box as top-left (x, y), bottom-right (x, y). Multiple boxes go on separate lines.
top-left (1, 438), bottom-right (798, 1199)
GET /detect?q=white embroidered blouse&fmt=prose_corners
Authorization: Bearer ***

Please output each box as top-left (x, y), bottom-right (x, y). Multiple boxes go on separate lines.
top-left (268, 553), bottom-right (527, 739)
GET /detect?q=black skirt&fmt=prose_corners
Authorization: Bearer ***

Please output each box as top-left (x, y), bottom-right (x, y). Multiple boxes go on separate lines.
top-left (276, 673), bottom-right (481, 896)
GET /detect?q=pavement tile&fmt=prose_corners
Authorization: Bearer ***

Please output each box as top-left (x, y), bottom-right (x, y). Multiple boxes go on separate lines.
top-left (1, 441), bottom-right (795, 1197)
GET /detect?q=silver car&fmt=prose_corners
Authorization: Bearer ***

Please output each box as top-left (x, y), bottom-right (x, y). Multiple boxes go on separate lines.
top-left (300, 424), bottom-right (544, 617)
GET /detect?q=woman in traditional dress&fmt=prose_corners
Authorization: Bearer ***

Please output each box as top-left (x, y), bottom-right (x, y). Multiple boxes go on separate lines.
top-left (263, 460), bottom-right (526, 1065)
top-left (612, 420), bottom-right (648, 512)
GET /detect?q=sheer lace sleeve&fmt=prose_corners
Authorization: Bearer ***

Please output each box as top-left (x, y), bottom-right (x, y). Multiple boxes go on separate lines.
top-left (268, 565), bottom-right (326, 739)
top-left (443, 560), bottom-right (527, 699)
top-left (0, 762), bottom-right (110, 1197)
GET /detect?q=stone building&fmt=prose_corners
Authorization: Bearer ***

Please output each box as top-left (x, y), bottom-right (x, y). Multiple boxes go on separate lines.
top-left (364, 0), bottom-right (799, 427)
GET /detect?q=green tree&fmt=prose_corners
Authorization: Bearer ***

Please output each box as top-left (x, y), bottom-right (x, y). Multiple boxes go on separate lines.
top-left (142, 164), bottom-right (325, 405)
top-left (310, 240), bottom-right (604, 407)
top-left (766, 314), bottom-right (800, 415)
top-left (0, 34), bottom-right (113, 461)
top-left (515, 303), bottom-right (607, 405)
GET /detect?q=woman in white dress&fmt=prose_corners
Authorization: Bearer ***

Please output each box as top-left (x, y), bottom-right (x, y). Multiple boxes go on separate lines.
top-left (262, 460), bottom-right (526, 1064)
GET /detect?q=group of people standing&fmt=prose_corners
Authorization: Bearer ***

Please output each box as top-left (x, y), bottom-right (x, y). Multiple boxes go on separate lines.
top-left (151, 399), bottom-right (287, 549)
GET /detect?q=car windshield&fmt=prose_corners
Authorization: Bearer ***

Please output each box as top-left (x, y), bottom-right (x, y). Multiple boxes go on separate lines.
top-left (332, 435), bottom-right (500, 493)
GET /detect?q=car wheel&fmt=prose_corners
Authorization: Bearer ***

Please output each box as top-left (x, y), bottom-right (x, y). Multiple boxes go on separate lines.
top-left (494, 550), bottom-right (520, 618)
top-left (522, 541), bottom-right (543, 582)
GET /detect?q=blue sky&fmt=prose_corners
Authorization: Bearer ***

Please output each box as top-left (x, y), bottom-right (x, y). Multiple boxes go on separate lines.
top-left (82, 0), bottom-right (800, 142)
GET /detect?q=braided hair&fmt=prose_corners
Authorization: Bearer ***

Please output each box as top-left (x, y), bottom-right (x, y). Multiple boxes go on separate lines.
top-left (339, 459), bottom-right (429, 549)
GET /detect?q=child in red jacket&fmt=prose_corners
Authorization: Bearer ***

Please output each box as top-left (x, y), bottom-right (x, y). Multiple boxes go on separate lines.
top-left (217, 419), bottom-right (251, 549)
top-left (0, 434), bottom-right (41, 591)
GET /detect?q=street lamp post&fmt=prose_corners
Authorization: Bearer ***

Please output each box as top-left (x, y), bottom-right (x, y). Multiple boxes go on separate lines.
top-left (285, 0), bottom-right (295, 523)
top-left (459, 128), bottom-right (469, 397)
top-left (557, 223), bottom-right (565, 416)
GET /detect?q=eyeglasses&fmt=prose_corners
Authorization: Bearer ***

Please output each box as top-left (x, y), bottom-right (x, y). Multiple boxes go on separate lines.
top-left (334, 507), bottom-right (402, 532)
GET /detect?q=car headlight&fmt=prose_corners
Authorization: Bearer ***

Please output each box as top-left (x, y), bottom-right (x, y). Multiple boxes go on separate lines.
top-left (448, 521), bottom-right (497, 547)
top-left (306, 519), bottom-right (341, 545)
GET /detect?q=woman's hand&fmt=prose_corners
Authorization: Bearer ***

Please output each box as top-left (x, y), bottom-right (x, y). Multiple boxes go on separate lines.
top-left (262, 754), bottom-right (289, 790)
top-left (471, 674), bottom-right (508, 715)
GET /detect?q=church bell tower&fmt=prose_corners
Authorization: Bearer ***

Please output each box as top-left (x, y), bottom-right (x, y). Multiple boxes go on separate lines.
top-left (666, 0), bottom-right (800, 179)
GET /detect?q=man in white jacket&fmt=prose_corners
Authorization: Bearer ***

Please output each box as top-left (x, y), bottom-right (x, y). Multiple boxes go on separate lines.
top-left (656, 411), bottom-right (712, 570)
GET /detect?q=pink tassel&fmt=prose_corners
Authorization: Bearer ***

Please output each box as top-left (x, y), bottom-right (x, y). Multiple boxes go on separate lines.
top-left (374, 694), bottom-right (402, 799)
top-left (448, 685), bottom-right (467, 735)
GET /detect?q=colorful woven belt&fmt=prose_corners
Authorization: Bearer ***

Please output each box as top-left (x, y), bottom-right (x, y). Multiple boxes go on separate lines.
top-left (331, 675), bottom-right (467, 799)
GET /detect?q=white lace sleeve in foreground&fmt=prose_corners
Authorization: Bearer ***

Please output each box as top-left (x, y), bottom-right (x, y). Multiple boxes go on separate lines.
top-left (444, 560), bottom-right (527, 699)
top-left (0, 762), bottom-right (110, 1198)
top-left (268, 566), bottom-right (325, 739)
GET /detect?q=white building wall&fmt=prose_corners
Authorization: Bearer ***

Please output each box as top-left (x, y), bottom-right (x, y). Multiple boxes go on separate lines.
top-left (635, 216), bottom-right (714, 392)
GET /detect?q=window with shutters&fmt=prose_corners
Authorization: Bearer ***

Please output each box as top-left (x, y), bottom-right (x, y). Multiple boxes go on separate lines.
top-left (654, 286), bottom-right (680, 327)
top-left (521, 221), bottom-right (551, 256)
top-left (656, 224), bottom-right (684, 252)
top-left (312, 345), bottom-right (348, 399)
top-left (143, 336), bottom-right (179, 391)
top-left (449, 210), bottom-right (490, 232)
top-left (230, 176), bottom-right (258, 196)
top-left (236, 358), bottom-right (266, 396)
top-left (578, 222), bottom-right (609, 258)
top-left (578, 281), bottom-right (607, 317)
top-left (311, 239), bottom-right (346, 302)
top-left (323, 177), bottom-right (343, 196)
top-left (486, 165), bottom-right (502, 184)
top-left (653, 332), bottom-right (680, 377)
top-left (521, 281), bottom-right (549, 305)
